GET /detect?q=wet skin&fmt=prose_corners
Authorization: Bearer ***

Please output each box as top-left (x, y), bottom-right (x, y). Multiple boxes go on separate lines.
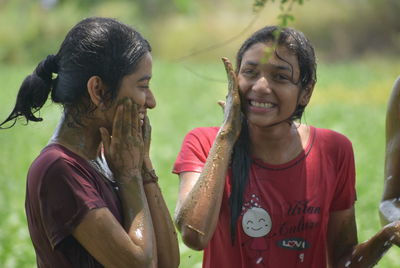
top-left (50, 52), bottom-right (179, 268)
top-left (175, 44), bottom-right (400, 267)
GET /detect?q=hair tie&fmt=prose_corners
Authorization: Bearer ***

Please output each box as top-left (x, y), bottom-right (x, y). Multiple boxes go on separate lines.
top-left (46, 54), bottom-right (59, 74)
top-left (35, 54), bottom-right (59, 80)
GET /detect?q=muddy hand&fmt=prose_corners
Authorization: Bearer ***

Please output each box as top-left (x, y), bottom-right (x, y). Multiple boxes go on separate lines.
top-left (142, 114), bottom-right (153, 169)
top-left (220, 57), bottom-right (242, 142)
top-left (100, 98), bottom-right (144, 182)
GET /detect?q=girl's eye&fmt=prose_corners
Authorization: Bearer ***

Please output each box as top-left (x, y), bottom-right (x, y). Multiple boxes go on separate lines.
top-left (139, 84), bottom-right (150, 89)
top-left (272, 73), bottom-right (289, 82)
top-left (241, 69), bottom-right (257, 78)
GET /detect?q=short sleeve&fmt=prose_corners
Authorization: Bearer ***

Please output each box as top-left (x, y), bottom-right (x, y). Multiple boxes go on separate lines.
top-left (39, 159), bottom-right (106, 248)
top-left (330, 136), bottom-right (357, 211)
top-left (172, 127), bottom-right (219, 174)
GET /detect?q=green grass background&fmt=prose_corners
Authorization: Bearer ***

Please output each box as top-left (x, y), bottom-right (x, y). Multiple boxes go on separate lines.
top-left (0, 56), bottom-right (400, 267)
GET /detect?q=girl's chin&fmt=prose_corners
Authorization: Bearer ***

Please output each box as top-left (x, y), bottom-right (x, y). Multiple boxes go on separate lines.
top-left (246, 114), bottom-right (271, 124)
top-left (246, 116), bottom-right (281, 128)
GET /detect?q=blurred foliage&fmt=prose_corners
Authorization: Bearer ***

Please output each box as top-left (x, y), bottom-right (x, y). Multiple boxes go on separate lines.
top-left (253, 0), bottom-right (306, 26)
top-left (0, 0), bottom-right (398, 65)
top-left (294, 0), bottom-right (400, 60)
top-left (0, 0), bottom-right (145, 63)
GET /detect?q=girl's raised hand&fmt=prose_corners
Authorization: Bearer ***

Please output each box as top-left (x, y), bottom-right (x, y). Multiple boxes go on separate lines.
top-left (142, 114), bottom-right (151, 164)
top-left (219, 57), bottom-right (242, 142)
top-left (100, 98), bottom-right (144, 182)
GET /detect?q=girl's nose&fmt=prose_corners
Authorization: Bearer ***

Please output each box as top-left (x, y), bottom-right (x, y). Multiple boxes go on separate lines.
top-left (146, 89), bottom-right (156, 109)
top-left (252, 76), bottom-right (271, 94)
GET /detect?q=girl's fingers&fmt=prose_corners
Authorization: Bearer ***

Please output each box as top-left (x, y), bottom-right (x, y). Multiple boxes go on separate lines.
top-left (112, 104), bottom-right (124, 139)
top-left (222, 58), bottom-right (232, 82)
top-left (222, 57), bottom-right (238, 96)
top-left (217, 100), bottom-right (226, 113)
top-left (230, 70), bottom-right (238, 90)
top-left (228, 70), bottom-right (235, 93)
top-left (222, 57), bottom-right (233, 75)
top-left (122, 98), bottom-right (133, 136)
top-left (137, 107), bottom-right (142, 137)
top-left (142, 115), bottom-right (151, 153)
top-left (132, 102), bottom-right (139, 133)
top-left (99, 127), bottom-right (110, 157)
top-left (142, 115), bottom-right (151, 140)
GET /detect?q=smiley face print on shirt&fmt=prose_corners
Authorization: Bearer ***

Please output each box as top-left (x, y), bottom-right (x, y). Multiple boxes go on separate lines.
top-left (241, 194), bottom-right (272, 265)
top-left (242, 206), bottom-right (272, 237)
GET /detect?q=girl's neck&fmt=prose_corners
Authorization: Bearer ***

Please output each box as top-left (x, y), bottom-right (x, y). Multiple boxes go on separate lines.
top-left (49, 114), bottom-right (102, 161)
top-left (248, 121), bottom-right (310, 165)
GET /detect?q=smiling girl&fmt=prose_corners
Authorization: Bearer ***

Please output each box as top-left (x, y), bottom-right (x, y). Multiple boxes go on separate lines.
top-left (173, 26), bottom-right (400, 268)
top-left (0, 17), bottom-right (179, 268)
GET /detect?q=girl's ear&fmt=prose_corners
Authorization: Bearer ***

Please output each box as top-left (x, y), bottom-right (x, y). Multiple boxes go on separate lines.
top-left (299, 81), bottom-right (315, 106)
top-left (87, 76), bottom-right (107, 109)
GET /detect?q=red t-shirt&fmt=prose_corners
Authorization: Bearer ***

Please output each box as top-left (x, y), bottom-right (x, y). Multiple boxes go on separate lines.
top-left (173, 126), bottom-right (356, 268)
top-left (25, 144), bottom-right (122, 268)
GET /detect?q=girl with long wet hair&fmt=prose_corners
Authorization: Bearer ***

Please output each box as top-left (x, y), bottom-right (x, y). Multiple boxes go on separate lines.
top-left (1, 17), bottom-right (179, 268)
top-left (173, 26), bottom-right (400, 267)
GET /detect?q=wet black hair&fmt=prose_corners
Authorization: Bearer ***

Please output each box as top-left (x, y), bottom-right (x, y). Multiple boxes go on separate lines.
top-left (0, 17), bottom-right (151, 128)
top-left (229, 26), bottom-right (317, 243)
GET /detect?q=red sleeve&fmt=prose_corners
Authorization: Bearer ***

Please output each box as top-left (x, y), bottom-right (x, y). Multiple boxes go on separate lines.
top-left (329, 134), bottom-right (357, 211)
top-left (39, 159), bottom-right (106, 248)
top-left (172, 127), bottom-right (219, 174)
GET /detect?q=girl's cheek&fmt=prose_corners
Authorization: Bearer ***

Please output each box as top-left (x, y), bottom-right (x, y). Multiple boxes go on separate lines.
top-left (238, 75), bottom-right (251, 93)
top-left (239, 81), bottom-right (250, 95)
top-left (132, 92), bottom-right (146, 106)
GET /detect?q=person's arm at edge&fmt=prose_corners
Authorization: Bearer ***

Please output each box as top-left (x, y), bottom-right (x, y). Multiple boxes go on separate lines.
top-left (328, 207), bottom-right (400, 267)
top-left (380, 77), bottom-right (400, 225)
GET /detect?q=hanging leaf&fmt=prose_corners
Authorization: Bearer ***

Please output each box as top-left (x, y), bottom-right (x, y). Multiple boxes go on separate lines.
top-left (278, 13), bottom-right (295, 27)
top-left (253, 0), bottom-right (307, 23)
top-left (253, 0), bottom-right (268, 13)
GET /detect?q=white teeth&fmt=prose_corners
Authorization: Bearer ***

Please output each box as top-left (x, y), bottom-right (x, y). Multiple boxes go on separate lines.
top-left (250, 101), bottom-right (274, 108)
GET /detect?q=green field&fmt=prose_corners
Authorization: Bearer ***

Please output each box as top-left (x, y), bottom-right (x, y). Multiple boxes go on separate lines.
top-left (0, 56), bottom-right (400, 267)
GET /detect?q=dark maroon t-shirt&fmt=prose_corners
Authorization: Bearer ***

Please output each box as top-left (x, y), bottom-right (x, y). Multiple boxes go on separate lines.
top-left (25, 144), bottom-right (122, 267)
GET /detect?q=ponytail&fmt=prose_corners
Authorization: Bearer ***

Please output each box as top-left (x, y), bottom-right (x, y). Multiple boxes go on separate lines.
top-left (0, 55), bottom-right (59, 128)
top-left (229, 119), bottom-right (251, 244)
